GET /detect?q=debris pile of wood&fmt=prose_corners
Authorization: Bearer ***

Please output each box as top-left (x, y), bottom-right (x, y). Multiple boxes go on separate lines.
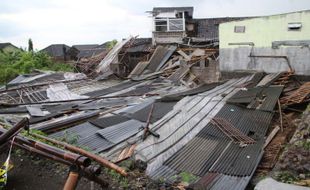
top-left (128, 46), bottom-right (220, 87)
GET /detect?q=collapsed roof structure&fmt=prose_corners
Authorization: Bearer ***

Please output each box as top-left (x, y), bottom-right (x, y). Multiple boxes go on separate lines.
top-left (1, 38), bottom-right (309, 189)
top-left (1, 6), bottom-right (310, 190)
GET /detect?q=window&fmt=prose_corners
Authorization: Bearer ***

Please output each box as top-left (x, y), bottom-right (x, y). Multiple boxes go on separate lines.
top-left (234, 26), bottom-right (245, 33)
top-left (169, 19), bottom-right (183, 31)
top-left (288, 22), bottom-right (302, 31)
top-left (155, 20), bottom-right (168, 32)
top-left (154, 18), bottom-right (184, 32)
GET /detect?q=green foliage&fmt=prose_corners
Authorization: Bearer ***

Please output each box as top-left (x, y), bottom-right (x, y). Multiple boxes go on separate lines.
top-left (0, 51), bottom-right (74, 85)
top-left (178, 172), bottom-right (198, 183)
top-left (107, 39), bottom-right (118, 49)
top-left (59, 131), bottom-right (80, 145)
top-left (104, 168), bottom-right (129, 188)
top-left (275, 171), bottom-right (298, 184)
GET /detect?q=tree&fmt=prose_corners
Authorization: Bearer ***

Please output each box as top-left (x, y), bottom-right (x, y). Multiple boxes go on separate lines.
top-left (28, 38), bottom-right (33, 52)
top-left (107, 39), bottom-right (118, 49)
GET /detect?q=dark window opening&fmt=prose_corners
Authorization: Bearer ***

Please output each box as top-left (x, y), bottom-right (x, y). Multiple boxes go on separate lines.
top-left (234, 26), bottom-right (245, 33)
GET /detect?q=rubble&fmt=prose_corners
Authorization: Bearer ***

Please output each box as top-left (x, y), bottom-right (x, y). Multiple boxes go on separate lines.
top-left (0, 39), bottom-right (309, 189)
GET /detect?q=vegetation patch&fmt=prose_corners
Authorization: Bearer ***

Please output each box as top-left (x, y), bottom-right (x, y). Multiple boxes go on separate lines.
top-left (0, 51), bottom-right (74, 85)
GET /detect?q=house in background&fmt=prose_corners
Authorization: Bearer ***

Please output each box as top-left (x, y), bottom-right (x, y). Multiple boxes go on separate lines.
top-left (0, 43), bottom-right (21, 53)
top-left (149, 7), bottom-right (247, 46)
top-left (150, 7), bottom-right (193, 45)
top-left (219, 10), bottom-right (310, 75)
top-left (40, 44), bottom-right (72, 62)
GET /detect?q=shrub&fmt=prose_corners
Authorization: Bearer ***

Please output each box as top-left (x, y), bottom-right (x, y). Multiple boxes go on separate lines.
top-left (0, 51), bottom-right (74, 85)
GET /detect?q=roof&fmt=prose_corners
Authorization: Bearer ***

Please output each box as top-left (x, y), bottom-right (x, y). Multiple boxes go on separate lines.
top-left (124, 38), bottom-right (152, 53)
top-left (0, 42), bottom-right (19, 50)
top-left (219, 9), bottom-right (310, 26)
top-left (40, 44), bottom-right (71, 57)
top-left (153, 7), bottom-right (194, 17)
top-left (72, 44), bottom-right (99, 51)
top-left (77, 48), bottom-right (108, 59)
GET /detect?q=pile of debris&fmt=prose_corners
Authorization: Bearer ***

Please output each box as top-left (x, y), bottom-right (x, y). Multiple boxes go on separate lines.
top-left (0, 45), bottom-right (309, 189)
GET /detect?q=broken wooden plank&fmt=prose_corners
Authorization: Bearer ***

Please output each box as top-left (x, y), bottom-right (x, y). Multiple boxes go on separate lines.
top-left (263, 126), bottom-right (280, 149)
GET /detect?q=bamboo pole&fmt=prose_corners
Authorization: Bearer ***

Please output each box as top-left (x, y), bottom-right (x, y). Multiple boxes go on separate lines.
top-left (0, 128), bottom-right (91, 167)
top-left (30, 133), bottom-right (127, 176)
top-left (13, 142), bottom-right (108, 187)
top-left (19, 137), bottom-right (91, 167)
top-left (10, 141), bottom-right (108, 187)
top-left (0, 118), bottom-right (28, 146)
top-left (63, 166), bottom-right (80, 190)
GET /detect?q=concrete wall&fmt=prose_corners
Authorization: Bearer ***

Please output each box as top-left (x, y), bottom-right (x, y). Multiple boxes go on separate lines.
top-left (219, 10), bottom-right (310, 75)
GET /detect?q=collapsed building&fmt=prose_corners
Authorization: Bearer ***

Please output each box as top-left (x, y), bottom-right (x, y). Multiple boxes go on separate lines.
top-left (0, 7), bottom-right (309, 190)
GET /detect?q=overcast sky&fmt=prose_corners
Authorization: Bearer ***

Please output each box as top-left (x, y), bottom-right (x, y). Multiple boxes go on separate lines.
top-left (1, 0), bottom-right (310, 49)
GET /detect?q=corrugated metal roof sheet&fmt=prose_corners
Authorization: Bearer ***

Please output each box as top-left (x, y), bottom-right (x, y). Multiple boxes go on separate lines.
top-left (136, 76), bottom-right (252, 174)
top-left (96, 119), bottom-right (144, 144)
top-left (89, 115), bottom-right (130, 129)
top-left (145, 46), bottom-right (177, 72)
top-left (257, 73), bottom-right (282, 87)
top-left (77, 133), bottom-right (113, 153)
top-left (209, 140), bottom-right (264, 176)
top-left (164, 136), bottom-right (229, 176)
top-left (83, 80), bottom-right (140, 97)
top-left (127, 101), bottom-right (177, 123)
top-left (148, 165), bottom-right (178, 183)
top-left (228, 85), bottom-right (283, 112)
top-left (192, 173), bottom-right (251, 190)
top-left (49, 122), bottom-right (100, 140)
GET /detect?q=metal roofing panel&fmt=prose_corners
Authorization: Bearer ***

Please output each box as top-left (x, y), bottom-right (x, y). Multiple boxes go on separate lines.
top-left (78, 99), bottom-right (127, 111)
top-left (208, 174), bottom-right (251, 190)
top-left (50, 122), bottom-right (114, 153)
top-left (257, 73), bottom-right (282, 87)
top-left (148, 165), bottom-right (178, 183)
top-left (49, 122), bottom-right (100, 140)
top-left (96, 119), bottom-right (144, 144)
top-left (128, 101), bottom-right (177, 123)
top-left (227, 88), bottom-right (261, 104)
top-left (26, 106), bottom-right (46, 117)
top-left (137, 76), bottom-right (252, 174)
top-left (145, 46), bottom-right (176, 72)
top-left (31, 111), bottom-right (100, 132)
top-left (257, 85), bottom-right (283, 111)
top-left (161, 82), bottom-right (221, 101)
top-left (77, 133), bottom-right (113, 153)
top-left (83, 80), bottom-right (139, 97)
top-left (118, 85), bottom-right (156, 96)
top-left (209, 140), bottom-right (264, 176)
top-left (198, 104), bottom-right (273, 141)
top-left (89, 115), bottom-right (130, 129)
top-left (0, 106), bottom-right (28, 114)
top-left (164, 136), bottom-right (229, 176)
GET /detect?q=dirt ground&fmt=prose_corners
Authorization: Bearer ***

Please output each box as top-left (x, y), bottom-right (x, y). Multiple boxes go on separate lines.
top-left (0, 147), bottom-right (164, 190)
top-left (0, 149), bottom-right (100, 190)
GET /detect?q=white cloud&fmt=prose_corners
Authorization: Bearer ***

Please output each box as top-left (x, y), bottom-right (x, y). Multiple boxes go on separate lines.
top-left (0, 0), bottom-right (152, 49)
